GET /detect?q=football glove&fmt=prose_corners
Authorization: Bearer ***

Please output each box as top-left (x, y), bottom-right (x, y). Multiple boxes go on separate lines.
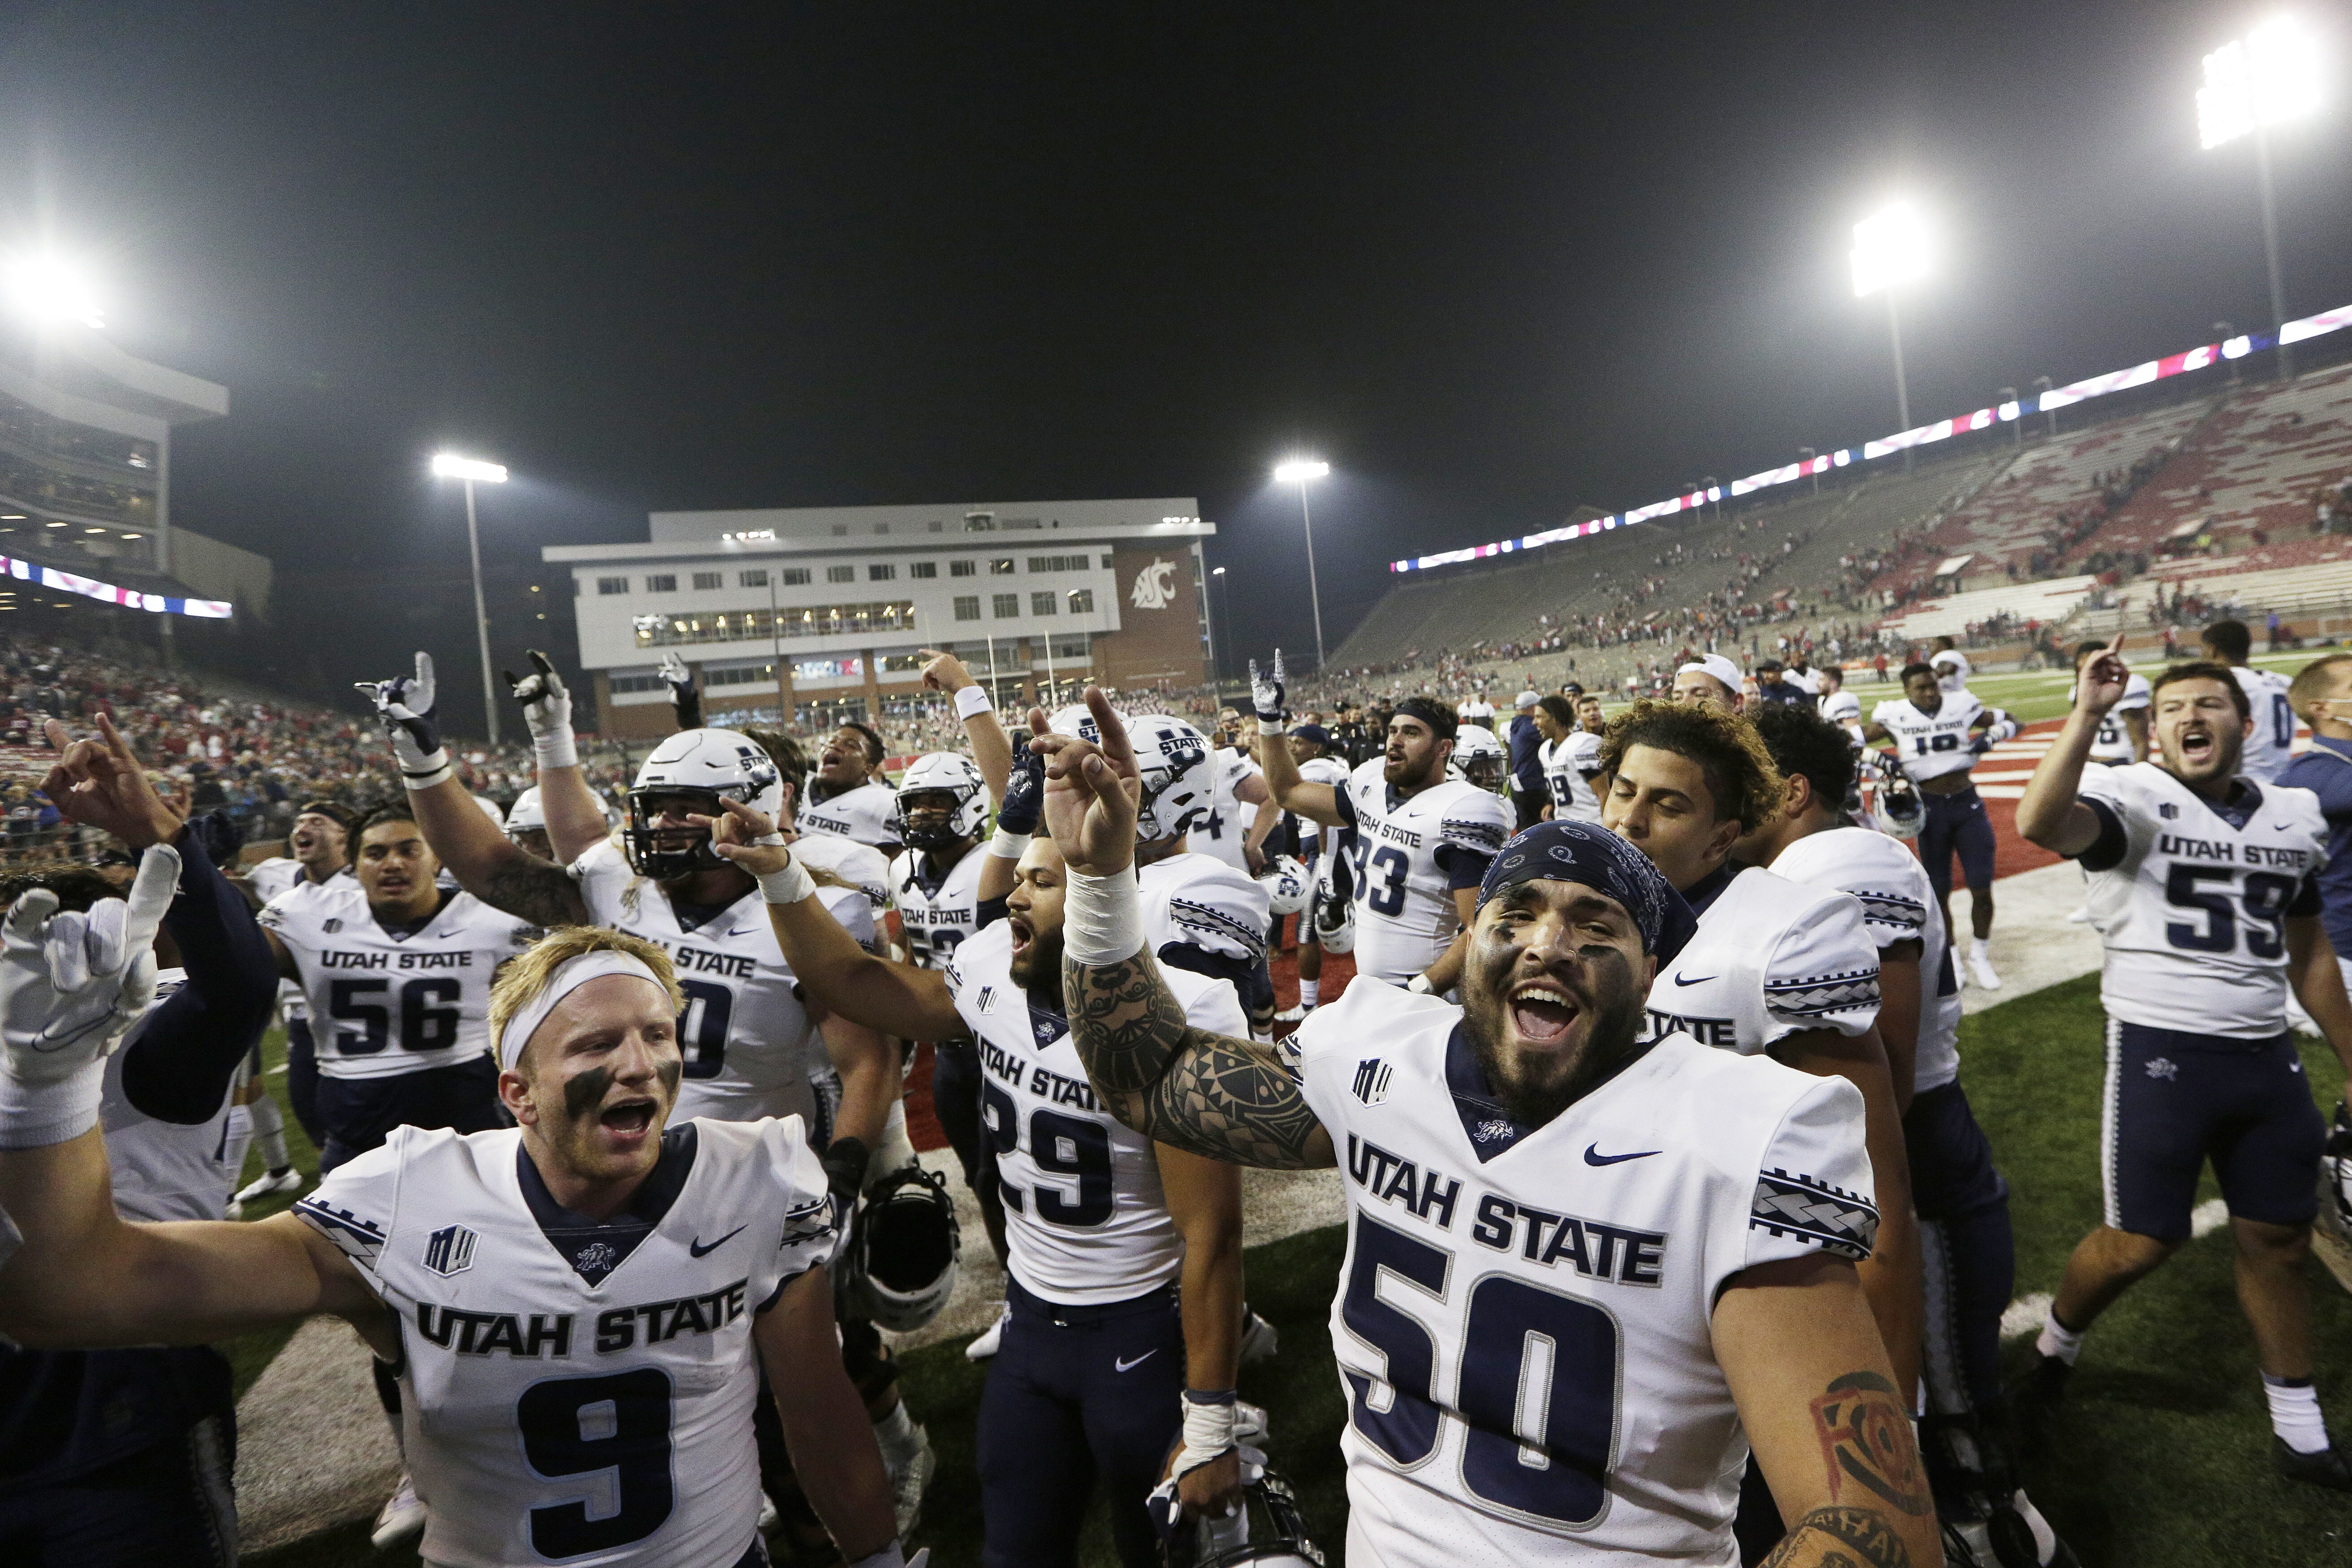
top-left (997, 741), bottom-right (1046, 837)
top-left (656, 650), bottom-right (703, 731)
top-left (503, 650), bottom-right (577, 770)
top-left (0, 843), bottom-right (174, 1099)
top-left (358, 652), bottom-right (452, 789)
top-left (1249, 650), bottom-right (1287, 728)
top-left (821, 1134), bottom-right (872, 1206)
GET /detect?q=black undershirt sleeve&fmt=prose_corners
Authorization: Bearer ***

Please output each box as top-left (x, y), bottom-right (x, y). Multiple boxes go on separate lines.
top-left (2069, 796), bottom-right (2131, 874)
top-left (120, 828), bottom-right (285, 1125)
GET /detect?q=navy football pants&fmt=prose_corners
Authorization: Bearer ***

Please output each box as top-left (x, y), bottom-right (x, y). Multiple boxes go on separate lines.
top-left (315, 1055), bottom-right (504, 1174)
top-left (1905, 1081), bottom-right (2015, 1415)
top-left (978, 1279), bottom-right (1186, 1568)
top-left (1917, 783), bottom-right (1996, 904)
top-left (0, 1414), bottom-right (237, 1567)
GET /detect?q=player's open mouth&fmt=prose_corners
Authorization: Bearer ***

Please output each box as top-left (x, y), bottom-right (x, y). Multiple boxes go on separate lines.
top-left (2178, 728), bottom-right (2214, 762)
top-left (1509, 982), bottom-right (1580, 1045)
top-left (600, 1098), bottom-right (657, 1137)
top-left (1008, 914), bottom-right (1035, 958)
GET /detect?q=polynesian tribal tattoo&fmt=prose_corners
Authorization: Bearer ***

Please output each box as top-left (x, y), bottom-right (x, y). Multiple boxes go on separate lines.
top-left (1065, 948), bottom-right (1330, 1170)
top-left (1760, 1505), bottom-right (1910, 1568)
top-left (483, 853), bottom-right (590, 928)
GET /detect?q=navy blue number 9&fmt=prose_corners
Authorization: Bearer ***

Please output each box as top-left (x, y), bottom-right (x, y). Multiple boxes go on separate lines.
top-left (517, 1368), bottom-right (674, 1557)
top-left (2243, 870), bottom-right (2299, 959)
top-left (1028, 1109), bottom-right (1114, 1226)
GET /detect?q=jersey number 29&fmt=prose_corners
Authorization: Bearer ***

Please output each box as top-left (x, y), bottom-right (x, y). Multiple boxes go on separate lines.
top-left (979, 1078), bottom-right (1113, 1225)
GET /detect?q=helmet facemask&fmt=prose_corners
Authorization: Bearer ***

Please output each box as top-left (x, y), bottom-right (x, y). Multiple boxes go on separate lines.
top-left (896, 786), bottom-right (982, 852)
top-left (623, 786), bottom-right (731, 880)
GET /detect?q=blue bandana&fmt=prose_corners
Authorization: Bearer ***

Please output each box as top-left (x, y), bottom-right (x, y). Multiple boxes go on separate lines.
top-left (1474, 819), bottom-right (1698, 965)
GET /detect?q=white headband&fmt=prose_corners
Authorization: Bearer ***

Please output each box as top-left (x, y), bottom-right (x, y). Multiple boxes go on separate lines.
top-left (496, 951), bottom-right (669, 1071)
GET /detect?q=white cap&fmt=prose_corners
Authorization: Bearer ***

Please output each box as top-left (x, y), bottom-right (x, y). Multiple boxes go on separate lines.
top-left (1676, 654), bottom-right (1744, 695)
top-left (1514, 690), bottom-right (1541, 708)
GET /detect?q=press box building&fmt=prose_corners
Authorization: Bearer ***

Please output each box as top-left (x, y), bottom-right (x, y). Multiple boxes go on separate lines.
top-left (543, 499), bottom-right (1217, 739)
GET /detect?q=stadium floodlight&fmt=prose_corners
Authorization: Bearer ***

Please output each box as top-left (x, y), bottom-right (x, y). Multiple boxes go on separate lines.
top-left (0, 251), bottom-right (104, 330)
top-left (430, 452), bottom-right (511, 745)
top-left (2198, 18), bottom-right (2322, 374)
top-left (1273, 458), bottom-right (1331, 668)
top-left (1850, 202), bottom-right (1928, 463)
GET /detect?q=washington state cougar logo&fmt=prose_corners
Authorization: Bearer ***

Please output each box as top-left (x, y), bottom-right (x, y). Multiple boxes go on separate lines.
top-left (1129, 558), bottom-right (1177, 610)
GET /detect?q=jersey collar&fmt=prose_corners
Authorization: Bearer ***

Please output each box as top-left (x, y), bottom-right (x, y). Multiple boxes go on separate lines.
top-left (1024, 985), bottom-right (1069, 1049)
top-left (1446, 1023), bottom-right (1536, 1162)
top-left (371, 887), bottom-right (458, 942)
top-left (1679, 863), bottom-right (1739, 919)
top-left (517, 1121), bottom-right (699, 1287)
top-left (2200, 776), bottom-right (2265, 832)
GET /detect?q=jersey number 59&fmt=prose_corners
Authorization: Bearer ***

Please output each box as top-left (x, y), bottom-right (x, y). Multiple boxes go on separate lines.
top-left (2162, 865), bottom-right (2297, 958)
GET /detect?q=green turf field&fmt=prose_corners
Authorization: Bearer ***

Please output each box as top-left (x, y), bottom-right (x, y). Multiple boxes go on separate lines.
top-left (240, 968), bottom-right (2352, 1568)
top-left (1866, 647), bottom-right (2333, 727)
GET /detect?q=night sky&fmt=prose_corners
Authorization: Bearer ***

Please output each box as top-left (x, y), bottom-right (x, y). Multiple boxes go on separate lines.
top-left (4, 2), bottom-right (2348, 737)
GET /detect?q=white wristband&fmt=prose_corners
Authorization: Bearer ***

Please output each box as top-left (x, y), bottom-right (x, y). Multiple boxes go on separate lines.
top-left (534, 730), bottom-right (579, 771)
top-left (1062, 868), bottom-right (1147, 965)
top-left (757, 852), bottom-right (817, 905)
top-left (1174, 1390), bottom-right (1239, 1479)
top-left (1406, 974), bottom-right (1435, 995)
top-left (954, 685), bottom-right (995, 721)
top-left (0, 1063), bottom-right (104, 1150)
top-left (402, 751), bottom-right (454, 793)
top-left (986, 827), bottom-right (1031, 862)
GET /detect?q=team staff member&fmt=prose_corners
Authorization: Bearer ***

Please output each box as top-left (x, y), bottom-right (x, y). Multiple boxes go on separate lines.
top-left (2284, 653), bottom-right (2352, 1001)
top-left (2016, 646), bottom-right (2352, 1488)
top-left (1037, 691), bottom-right (1941, 1568)
top-left (1506, 690), bottom-right (1546, 831)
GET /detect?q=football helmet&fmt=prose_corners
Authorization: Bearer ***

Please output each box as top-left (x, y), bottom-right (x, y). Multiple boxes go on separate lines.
top-left (894, 753), bottom-right (989, 850)
top-left (1311, 855), bottom-right (1355, 955)
top-left (1259, 855), bottom-right (1309, 917)
top-left (1874, 761), bottom-right (1924, 841)
top-left (1160, 1464), bottom-right (1327, 1567)
top-left (1049, 706), bottom-right (1215, 844)
top-left (505, 786), bottom-right (545, 837)
top-left (839, 1163), bottom-right (961, 1333)
top-left (1449, 724), bottom-right (1509, 795)
top-left (623, 728), bottom-right (784, 879)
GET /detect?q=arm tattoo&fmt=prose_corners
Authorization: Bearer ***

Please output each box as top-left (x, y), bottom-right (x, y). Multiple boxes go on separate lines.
top-left (482, 854), bottom-right (589, 928)
top-left (1066, 949), bottom-right (1325, 1169)
top-left (1808, 1370), bottom-right (1932, 1517)
top-left (1759, 1506), bottom-right (1908, 1568)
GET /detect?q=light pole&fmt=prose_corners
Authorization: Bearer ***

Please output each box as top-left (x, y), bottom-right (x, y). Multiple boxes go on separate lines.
top-left (431, 453), bottom-right (509, 746)
top-left (1210, 565), bottom-right (1233, 691)
top-left (2198, 18), bottom-right (2321, 377)
top-left (1273, 458), bottom-right (1330, 668)
top-left (1851, 201), bottom-right (1929, 468)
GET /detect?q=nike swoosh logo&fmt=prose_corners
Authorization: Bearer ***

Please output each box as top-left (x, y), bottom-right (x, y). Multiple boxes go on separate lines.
top-left (1671, 973), bottom-right (1716, 987)
top-left (1114, 1350), bottom-right (1157, 1372)
top-left (1584, 1144), bottom-right (1661, 1166)
top-left (689, 1226), bottom-right (747, 1258)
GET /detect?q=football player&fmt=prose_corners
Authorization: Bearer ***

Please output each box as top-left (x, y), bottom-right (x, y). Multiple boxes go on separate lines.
top-left (2201, 618), bottom-right (2297, 783)
top-left (802, 721), bottom-right (906, 858)
top-left (1864, 662), bottom-right (2018, 991)
top-left (0, 719), bottom-right (280, 1567)
top-left (0, 909), bottom-right (919, 1568)
top-left (1253, 659), bottom-right (1511, 992)
top-left (1449, 724), bottom-right (1510, 794)
top-left (235, 798), bottom-right (356, 1204)
top-left (1532, 695), bottom-right (1602, 823)
top-left (1274, 724), bottom-right (1352, 1023)
top-left (1742, 705), bottom-right (2073, 1566)
top-left (1672, 652), bottom-right (1746, 711)
top-left (1189, 714), bottom-right (1274, 877)
top-left (1816, 665), bottom-right (1864, 744)
top-left (705, 803), bottom-right (1254, 1568)
top-left (1038, 691), bottom-right (1941, 1568)
top-left (2016, 646), bottom-right (2352, 1489)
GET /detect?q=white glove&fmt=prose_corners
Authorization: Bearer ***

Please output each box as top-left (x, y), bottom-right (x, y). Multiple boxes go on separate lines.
top-left (0, 844), bottom-right (177, 1147)
top-left (357, 651), bottom-right (452, 789)
top-left (505, 650), bottom-right (577, 770)
top-left (1249, 650), bottom-right (1288, 727)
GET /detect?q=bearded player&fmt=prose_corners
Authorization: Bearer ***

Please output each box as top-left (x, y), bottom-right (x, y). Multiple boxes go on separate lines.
top-left (1039, 689), bottom-right (1939, 1568)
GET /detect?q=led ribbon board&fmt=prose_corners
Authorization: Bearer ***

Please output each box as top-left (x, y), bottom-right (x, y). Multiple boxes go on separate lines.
top-left (1390, 302), bottom-right (2352, 572)
top-left (0, 555), bottom-right (233, 618)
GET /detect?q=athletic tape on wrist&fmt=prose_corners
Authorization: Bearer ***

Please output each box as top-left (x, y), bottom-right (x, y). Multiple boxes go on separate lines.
top-left (1062, 868), bottom-right (1146, 966)
top-left (758, 853), bottom-right (816, 905)
top-left (1174, 1390), bottom-right (1239, 1480)
top-left (533, 731), bottom-right (579, 771)
top-left (986, 827), bottom-right (1031, 862)
top-left (403, 755), bottom-right (454, 792)
top-left (0, 1064), bottom-right (105, 1150)
top-left (954, 686), bottom-right (995, 721)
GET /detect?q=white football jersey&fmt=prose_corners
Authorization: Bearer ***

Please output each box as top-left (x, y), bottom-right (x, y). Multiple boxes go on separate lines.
top-left (2076, 763), bottom-right (2327, 1038)
top-left (296, 1118), bottom-right (839, 1568)
top-left (2232, 665), bottom-right (2298, 783)
top-left (571, 841), bottom-right (873, 1125)
top-left (1640, 867), bottom-right (1882, 1055)
top-left (1290, 980), bottom-right (1876, 1566)
top-left (1540, 733), bottom-right (1604, 823)
top-left (261, 885), bottom-right (538, 1081)
top-left (246, 856), bottom-right (303, 903)
top-left (798, 780), bottom-right (903, 855)
top-left (2073, 672), bottom-right (2152, 764)
top-left (1189, 747), bottom-right (1264, 874)
top-left (1768, 828), bottom-right (1958, 1093)
top-left (945, 921), bottom-right (1247, 1304)
top-left (1296, 754), bottom-right (1353, 857)
top-left (256, 867), bottom-right (354, 1024)
top-left (1334, 760), bottom-right (1514, 984)
top-left (891, 844), bottom-right (986, 970)
top-left (794, 828), bottom-right (894, 916)
top-left (99, 969), bottom-right (246, 1224)
top-left (1139, 851), bottom-right (1273, 1015)
top-left (1872, 691), bottom-right (1988, 784)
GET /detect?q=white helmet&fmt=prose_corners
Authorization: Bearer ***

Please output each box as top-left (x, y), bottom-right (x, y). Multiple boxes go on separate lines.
top-left (893, 752), bottom-right (989, 850)
top-left (1874, 765), bottom-right (1924, 841)
top-left (1159, 1465), bottom-right (1328, 1567)
top-left (505, 785), bottom-right (545, 836)
top-left (473, 793), bottom-right (506, 828)
top-left (1311, 855), bottom-right (1356, 955)
top-left (838, 1164), bottom-right (960, 1333)
top-left (1049, 705), bottom-right (1214, 844)
top-left (1259, 854), bottom-right (1310, 917)
top-left (1448, 723), bottom-right (1509, 795)
top-left (625, 727), bottom-right (784, 879)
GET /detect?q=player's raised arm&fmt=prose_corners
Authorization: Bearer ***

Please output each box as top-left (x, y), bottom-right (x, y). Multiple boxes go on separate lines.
top-left (0, 849), bottom-right (388, 1352)
top-left (504, 650), bottom-right (608, 865)
top-left (359, 653), bottom-right (588, 927)
top-left (1044, 690), bottom-right (1334, 1170)
top-left (702, 801), bottom-right (965, 1043)
top-left (2016, 636), bottom-right (2128, 855)
top-left (1250, 656), bottom-right (1346, 828)
top-left (1714, 1252), bottom-right (1942, 1568)
top-left (921, 648), bottom-right (1014, 801)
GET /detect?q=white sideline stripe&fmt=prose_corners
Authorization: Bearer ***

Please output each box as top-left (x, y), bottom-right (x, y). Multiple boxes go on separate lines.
top-left (1977, 785), bottom-right (2026, 800)
top-left (1999, 1201), bottom-right (2233, 1338)
top-left (1970, 770), bottom-right (2038, 782)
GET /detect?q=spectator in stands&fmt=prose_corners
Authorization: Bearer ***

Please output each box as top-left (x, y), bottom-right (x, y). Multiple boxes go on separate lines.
top-left (1506, 690), bottom-right (1545, 831)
